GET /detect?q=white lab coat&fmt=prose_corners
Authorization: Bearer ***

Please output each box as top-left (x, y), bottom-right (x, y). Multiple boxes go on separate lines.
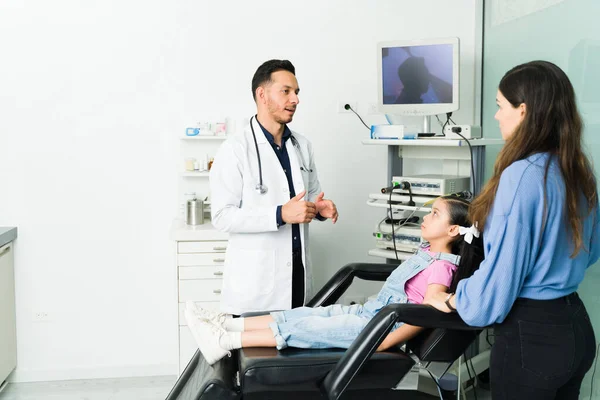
top-left (209, 118), bottom-right (322, 315)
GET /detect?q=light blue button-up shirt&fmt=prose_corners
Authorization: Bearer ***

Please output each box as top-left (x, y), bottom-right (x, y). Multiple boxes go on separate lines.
top-left (456, 152), bottom-right (600, 327)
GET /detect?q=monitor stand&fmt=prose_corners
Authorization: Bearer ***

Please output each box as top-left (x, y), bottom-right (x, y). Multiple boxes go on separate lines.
top-left (385, 114), bottom-right (436, 137)
top-left (418, 115), bottom-right (434, 137)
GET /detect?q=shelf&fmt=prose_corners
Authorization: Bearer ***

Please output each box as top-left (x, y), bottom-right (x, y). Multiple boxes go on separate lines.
top-left (367, 192), bottom-right (434, 212)
top-left (361, 138), bottom-right (504, 147)
top-left (368, 248), bottom-right (413, 261)
top-left (367, 200), bottom-right (432, 212)
top-left (181, 136), bottom-right (229, 141)
top-left (182, 171), bottom-right (210, 177)
top-left (369, 193), bottom-right (436, 203)
top-left (375, 241), bottom-right (420, 253)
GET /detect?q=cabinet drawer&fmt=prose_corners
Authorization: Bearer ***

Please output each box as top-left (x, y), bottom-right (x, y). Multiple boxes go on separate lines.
top-left (178, 241), bottom-right (228, 254)
top-left (177, 253), bottom-right (226, 267)
top-left (179, 327), bottom-right (198, 374)
top-left (0, 243), bottom-right (16, 383)
top-left (179, 266), bottom-right (224, 280)
top-left (178, 301), bottom-right (220, 326)
top-left (179, 279), bottom-right (223, 302)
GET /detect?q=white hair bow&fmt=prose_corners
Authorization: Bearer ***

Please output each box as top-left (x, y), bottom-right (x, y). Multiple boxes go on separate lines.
top-left (458, 224), bottom-right (480, 244)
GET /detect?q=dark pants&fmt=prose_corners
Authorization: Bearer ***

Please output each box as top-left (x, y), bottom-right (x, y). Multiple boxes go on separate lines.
top-left (490, 292), bottom-right (596, 399)
top-left (292, 248), bottom-right (305, 308)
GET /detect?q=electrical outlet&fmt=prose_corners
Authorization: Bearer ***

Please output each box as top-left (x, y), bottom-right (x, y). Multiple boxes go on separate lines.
top-left (368, 102), bottom-right (379, 114)
top-left (337, 101), bottom-right (357, 114)
top-left (33, 311), bottom-right (51, 322)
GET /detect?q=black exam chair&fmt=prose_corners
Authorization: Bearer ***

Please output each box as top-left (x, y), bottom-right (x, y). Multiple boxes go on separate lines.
top-left (165, 262), bottom-right (482, 400)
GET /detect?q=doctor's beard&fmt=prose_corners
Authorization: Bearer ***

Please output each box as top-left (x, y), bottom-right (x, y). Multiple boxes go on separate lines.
top-left (267, 101), bottom-right (295, 124)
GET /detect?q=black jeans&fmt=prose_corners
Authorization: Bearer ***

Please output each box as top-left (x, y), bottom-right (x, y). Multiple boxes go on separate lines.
top-left (292, 248), bottom-right (305, 308)
top-left (490, 292), bottom-right (596, 399)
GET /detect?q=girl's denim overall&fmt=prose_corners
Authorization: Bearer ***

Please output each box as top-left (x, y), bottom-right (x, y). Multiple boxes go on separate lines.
top-left (269, 247), bottom-right (460, 349)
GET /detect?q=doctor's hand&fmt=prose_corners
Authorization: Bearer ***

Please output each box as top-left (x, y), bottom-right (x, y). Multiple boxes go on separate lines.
top-left (282, 191), bottom-right (317, 224)
top-left (314, 192), bottom-right (339, 224)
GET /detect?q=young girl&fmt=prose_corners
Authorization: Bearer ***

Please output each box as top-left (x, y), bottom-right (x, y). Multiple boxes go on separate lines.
top-left (186, 196), bottom-right (484, 365)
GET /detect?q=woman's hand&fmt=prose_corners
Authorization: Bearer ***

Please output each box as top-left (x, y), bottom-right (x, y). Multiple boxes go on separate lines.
top-left (424, 291), bottom-right (455, 313)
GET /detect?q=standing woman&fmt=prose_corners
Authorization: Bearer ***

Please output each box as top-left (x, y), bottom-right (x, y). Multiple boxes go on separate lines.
top-left (428, 60), bottom-right (600, 399)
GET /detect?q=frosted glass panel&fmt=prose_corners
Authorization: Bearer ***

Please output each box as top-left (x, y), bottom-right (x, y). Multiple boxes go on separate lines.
top-left (483, 0), bottom-right (600, 397)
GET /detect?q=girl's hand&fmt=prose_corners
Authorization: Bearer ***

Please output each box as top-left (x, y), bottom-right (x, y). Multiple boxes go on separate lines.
top-left (425, 292), bottom-right (454, 313)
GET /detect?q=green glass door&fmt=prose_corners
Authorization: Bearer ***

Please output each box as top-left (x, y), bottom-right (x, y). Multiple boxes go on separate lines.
top-left (482, 0), bottom-right (600, 397)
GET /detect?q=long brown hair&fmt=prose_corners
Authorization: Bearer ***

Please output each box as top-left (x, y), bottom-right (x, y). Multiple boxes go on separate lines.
top-left (470, 61), bottom-right (597, 256)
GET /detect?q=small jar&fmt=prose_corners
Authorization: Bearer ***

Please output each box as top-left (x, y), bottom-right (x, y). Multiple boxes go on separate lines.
top-left (208, 157), bottom-right (215, 171)
top-left (184, 158), bottom-right (196, 171)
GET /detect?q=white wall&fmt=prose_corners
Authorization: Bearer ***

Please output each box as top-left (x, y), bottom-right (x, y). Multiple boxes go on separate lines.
top-left (0, 0), bottom-right (481, 381)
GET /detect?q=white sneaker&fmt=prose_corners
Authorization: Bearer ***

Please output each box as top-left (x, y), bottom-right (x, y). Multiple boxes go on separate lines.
top-left (184, 309), bottom-right (230, 366)
top-left (185, 301), bottom-right (231, 327)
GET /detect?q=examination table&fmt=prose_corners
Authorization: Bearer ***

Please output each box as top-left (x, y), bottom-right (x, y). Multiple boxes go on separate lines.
top-left (165, 262), bottom-right (482, 400)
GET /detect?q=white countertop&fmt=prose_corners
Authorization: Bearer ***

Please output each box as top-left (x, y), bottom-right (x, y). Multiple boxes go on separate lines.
top-left (170, 219), bottom-right (228, 241)
top-left (0, 227), bottom-right (17, 248)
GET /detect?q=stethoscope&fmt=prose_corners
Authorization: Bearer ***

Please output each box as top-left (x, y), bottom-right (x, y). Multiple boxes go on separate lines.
top-left (250, 115), bottom-right (312, 195)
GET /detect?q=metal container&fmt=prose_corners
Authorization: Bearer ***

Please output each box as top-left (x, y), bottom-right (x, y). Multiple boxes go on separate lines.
top-left (186, 199), bottom-right (205, 225)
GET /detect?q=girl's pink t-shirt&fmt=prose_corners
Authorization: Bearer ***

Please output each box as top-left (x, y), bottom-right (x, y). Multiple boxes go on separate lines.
top-left (404, 247), bottom-right (457, 304)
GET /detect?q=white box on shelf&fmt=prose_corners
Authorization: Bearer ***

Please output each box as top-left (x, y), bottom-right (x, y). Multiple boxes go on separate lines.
top-left (370, 124), bottom-right (413, 140)
top-left (443, 125), bottom-right (481, 139)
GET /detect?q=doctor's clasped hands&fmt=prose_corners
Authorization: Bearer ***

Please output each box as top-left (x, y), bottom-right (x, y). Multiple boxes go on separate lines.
top-left (281, 191), bottom-right (338, 224)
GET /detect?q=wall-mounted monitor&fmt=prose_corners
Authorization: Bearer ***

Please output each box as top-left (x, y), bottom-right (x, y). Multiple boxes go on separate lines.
top-left (377, 37), bottom-right (459, 132)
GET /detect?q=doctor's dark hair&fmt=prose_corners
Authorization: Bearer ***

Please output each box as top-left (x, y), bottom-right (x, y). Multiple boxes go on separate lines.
top-left (251, 59), bottom-right (296, 101)
top-left (439, 196), bottom-right (484, 293)
top-left (470, 60), bottom-right (597, 256)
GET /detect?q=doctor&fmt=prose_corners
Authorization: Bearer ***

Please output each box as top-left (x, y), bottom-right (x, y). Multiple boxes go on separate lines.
top-left (210, 59), bottom-right (338, 315)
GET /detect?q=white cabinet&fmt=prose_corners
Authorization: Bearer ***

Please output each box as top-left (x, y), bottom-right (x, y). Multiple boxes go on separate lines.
top-left (0, 242), bottom-right (16, 385)
top-left (170, 220), bottom-right (228, 373)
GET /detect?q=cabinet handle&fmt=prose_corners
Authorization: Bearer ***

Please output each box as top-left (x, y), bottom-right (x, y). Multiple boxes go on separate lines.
top-left (213, 258), bottom-right (225, 263)
top-left (213, 289), bottom-right (222, 294)
top-left (0, 245), bottom-right (10, 257)
top-left (213, 271), bottom-right (223, 276)
top-left (212, 246), bottom-right (227, 251)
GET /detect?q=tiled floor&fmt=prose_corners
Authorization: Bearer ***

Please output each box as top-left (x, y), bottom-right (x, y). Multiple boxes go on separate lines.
top-left (0, 376), bottom-right (177, 400)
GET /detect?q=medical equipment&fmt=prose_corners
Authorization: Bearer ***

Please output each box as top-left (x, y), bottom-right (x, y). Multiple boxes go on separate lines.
top-left (377, 37), bottom-right (460, 135)
top-left (375, 221), bottom-right (422, 250)
top-left (443, 124), bottom-right (481, 139)
top-left (392, 175), bottom-right (470, 197)
top-left (373, 226), bottom-right (422, 253)
top-left (249, 115), bottom-right (312, 195)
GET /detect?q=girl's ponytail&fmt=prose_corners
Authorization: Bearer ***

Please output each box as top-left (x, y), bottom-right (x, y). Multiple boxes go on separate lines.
top-left (440, 195), bottom-right (485, 292)
top-left (449, 232), bottom-right (484, 292)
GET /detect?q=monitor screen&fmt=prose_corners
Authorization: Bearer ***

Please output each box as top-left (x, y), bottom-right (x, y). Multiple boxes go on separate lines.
top-left (377, 37), bottom-right (459, 116)
top-left (382, 44), bottom-right (453, 105)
